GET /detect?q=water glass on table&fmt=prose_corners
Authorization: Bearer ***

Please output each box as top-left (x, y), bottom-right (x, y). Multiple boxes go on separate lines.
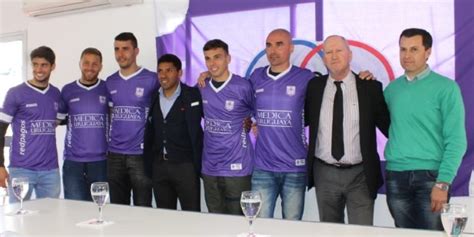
top-left (11, 177), bottom-right (29, 215)
top-left (240, 191), bottom-right (262, 237)
top-left (441, 203), bottom-right (469, 237)
top-left (89, 182), bottom-right (109, 225)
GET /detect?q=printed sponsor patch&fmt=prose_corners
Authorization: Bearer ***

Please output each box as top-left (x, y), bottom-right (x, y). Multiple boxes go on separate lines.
top-left (70, 98), bottom-right (80, 103)
top-left (230, 163), bottom-right (243, 170)
top-left (295, 159), bottom-right (305, 166)
top-left (191, 101), bottom-right (200, 107)
top-left (255, 88), bottom-right (264, 93)
top-left (25, 103), bottom-right (38, 108)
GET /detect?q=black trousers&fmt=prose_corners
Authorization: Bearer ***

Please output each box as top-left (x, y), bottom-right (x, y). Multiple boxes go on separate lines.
top-left (152, 157), bottom-right (200, 211)
top-left (106, 152), bottom-right (152, 207)
top-left (202, 174), bottom-right (251, 215)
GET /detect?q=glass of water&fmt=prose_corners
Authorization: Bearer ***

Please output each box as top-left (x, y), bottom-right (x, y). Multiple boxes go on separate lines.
top-left (0, 186), bottom-right (8, 207)
top-left (11, 177), bottom-right (29, 215)
top-left (90, 182), bottom-right (109, 225)
top-left (441, 203), bottom-right (469, 237)
top-left (240, 191), bottom-right (262, 237)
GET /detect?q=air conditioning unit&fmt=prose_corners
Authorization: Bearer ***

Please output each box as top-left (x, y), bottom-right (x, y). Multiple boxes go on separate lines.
top-left (23, 0), bottom-right (143, 17)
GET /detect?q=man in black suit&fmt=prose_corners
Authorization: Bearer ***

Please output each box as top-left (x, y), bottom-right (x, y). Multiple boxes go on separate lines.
top-left (143, 54), bottom-right (203, 211)
top-left (305, 35), bottom-right (390, 225)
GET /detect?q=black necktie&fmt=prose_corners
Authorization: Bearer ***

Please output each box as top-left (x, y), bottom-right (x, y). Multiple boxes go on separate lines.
top-left (332, 81), bottom-right (344, 160)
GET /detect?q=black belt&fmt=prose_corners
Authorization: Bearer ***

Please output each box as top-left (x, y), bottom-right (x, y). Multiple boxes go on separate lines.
top-left (316, 157), bottom-right (362, 169)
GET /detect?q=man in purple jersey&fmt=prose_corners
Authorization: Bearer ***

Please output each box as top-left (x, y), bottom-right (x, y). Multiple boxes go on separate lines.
top-left (305, 35), bottom-right (390, 225)
top-left (105, 32), bottom-right (157, 206)
top-left (0, 46), bottom-right (61, 201)
top-left (143, 54), bottom-right (203, 211)
top-left (199, 39), bottom-right (254, 215)
top-left (249, 29), bottom-right (314, 220)
top-left (57, 48), bottom-right (108, 201)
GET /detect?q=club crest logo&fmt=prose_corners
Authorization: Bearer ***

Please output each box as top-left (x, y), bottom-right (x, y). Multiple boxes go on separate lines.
top-left (54, 102), bottom-right (59, 111)
top-left (99, 96), bottom-right (106, 104)
top-left (286, 85), bottom-right (296, 96)
top-left (225, 100), bottom-right (235, 111)
top-left (135, 87), bottom-right (144, 97)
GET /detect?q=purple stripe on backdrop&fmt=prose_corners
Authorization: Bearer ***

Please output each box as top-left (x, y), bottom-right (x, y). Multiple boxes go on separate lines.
top-left (454, 0), bottom-right (474, 196)
top-left (188, 0), bottom-right (315, 16)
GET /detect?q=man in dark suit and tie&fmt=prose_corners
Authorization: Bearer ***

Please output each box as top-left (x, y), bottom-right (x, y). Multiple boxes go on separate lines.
top-left (143, 54), bottom-right (203, 211)
top-left (305, 35), bottom-right (390, 225)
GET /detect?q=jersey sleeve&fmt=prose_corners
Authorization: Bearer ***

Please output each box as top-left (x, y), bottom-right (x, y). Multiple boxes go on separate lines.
top-left (0, 88), bottom-right (19, 123)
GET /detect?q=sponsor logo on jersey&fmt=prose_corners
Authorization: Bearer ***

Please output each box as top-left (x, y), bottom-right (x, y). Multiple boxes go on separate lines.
top-left (257, 109), bottom-right (293, 127)
top-left (70, 98), bottom-right (80, 103)
top-left (295, 159), bottom-right (306, 166)
top-left (25, 103), bottom-right (38, 108)
top-left (230, 163), bottom-right (243, 171)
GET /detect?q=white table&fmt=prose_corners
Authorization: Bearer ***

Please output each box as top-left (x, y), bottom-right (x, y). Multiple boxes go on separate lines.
top-left (0, 198), bottom-right (472, 236)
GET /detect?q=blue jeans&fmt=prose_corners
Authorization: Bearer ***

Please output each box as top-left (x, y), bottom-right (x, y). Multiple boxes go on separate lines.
top-left (8, 167), bottom-right (60, 203)
top-left (251, 169), bottom-right (306, 220)
top-left (386, 170), bottom-right (444, 230)
top-left (63, 159), bottom-right (107, 201)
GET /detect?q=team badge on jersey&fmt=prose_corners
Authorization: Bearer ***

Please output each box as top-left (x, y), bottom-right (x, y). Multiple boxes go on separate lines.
top-left (225, 100), bottom-right (235, 111)
top-left (99, 96), bottom-right (106, 104)
top-left (286, 85), bottom-right (296, 96)
top-left (135, 87), bottom-right (144, 97)
top-left (54, 102), bottom-right (59, 111)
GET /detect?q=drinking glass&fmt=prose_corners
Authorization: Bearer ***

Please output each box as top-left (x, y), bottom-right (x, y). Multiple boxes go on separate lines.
top-left (11, 177), bottom-right (29, 215)
top-left (90, 182), bottom-right (109, 225)
top-left (441, 203), bottom-right (469, 237)
top-left (0, 186), bottom-right (7, 207)
top-left (240, 191), bottom-right (262, 237)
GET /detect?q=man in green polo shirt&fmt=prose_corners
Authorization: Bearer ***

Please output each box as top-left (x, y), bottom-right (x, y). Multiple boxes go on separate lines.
top-left (384, 28), bottom-right (467, 230)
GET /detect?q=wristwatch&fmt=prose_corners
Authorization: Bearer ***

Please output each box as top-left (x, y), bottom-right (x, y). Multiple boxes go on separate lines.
top-left (434, 182), bottom-right (450, 191)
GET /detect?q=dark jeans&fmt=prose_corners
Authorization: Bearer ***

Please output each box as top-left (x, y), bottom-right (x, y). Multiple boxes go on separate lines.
top-left (386, 170), bottom-right (444, 230)
top-left (202, 174), bottom-right (251, 215)
top-left (107, 152), bottom-right (152, 207)
top-left (152, 159), bottom-right (200, 211)
top-left (63, 159), bottom-right (107, 201)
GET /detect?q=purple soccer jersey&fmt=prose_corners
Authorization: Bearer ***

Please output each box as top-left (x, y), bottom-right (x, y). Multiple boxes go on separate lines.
top-left (200, 74), bottom-right (254, 177)
top-left (249, 66), bottom-right (313, 172)
top-left (58, 80), bottom-right (109, 162)
top-left (0, 82), bottom-right (60, 170)
top-left (106, 68), bottom-right (158, 155)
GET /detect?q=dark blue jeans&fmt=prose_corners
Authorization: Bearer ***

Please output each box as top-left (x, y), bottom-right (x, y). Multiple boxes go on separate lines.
top-left (107, 152), bottom-right (152, 207)
top-left (386, 170), bottom-right (444, 230)
top-left (63, 159), bottom-right (107, 201)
